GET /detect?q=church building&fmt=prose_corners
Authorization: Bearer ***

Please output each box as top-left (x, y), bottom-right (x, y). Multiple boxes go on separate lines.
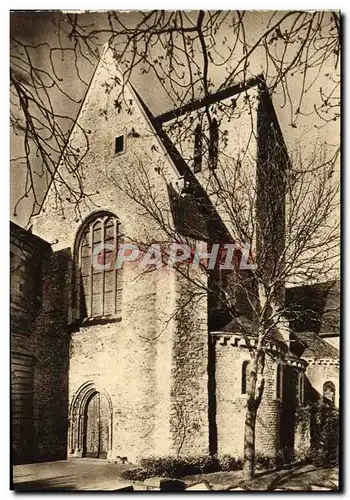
top-left (11, 47), bottom-right (339, 465)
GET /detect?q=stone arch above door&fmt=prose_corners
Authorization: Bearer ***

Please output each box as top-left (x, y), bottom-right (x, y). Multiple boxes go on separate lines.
top-left (68, 381), bottom-right (113, 459)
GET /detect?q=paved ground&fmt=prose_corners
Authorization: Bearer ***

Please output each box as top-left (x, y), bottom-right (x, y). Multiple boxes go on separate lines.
top-left (266, 465), bottom-right (339, 491)
top-left (12, 459), bottom-right (136, 491)
top-left (12, 459), bottom-right (339, 491)
top-left (184, 465), bottom-right (338, 491)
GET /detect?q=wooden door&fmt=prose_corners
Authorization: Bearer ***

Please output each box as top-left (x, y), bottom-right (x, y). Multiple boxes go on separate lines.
top-left (84, 393), bottom-right (100, 458)
top-left (84, 392), bottom-right (109, 458)
top-left (99, 394), bottom-right (109, 459)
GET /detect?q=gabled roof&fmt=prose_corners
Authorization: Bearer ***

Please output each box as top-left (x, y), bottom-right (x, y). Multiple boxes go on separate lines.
top-left (36, 42), bottom-right (289, 248)
top-left (131, 84), bottom-right (235, 244)
top-left (154, 75), bottom-right (264, 125)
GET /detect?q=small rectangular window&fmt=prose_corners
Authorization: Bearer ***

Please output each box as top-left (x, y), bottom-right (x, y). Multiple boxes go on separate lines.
top-left (298, 373), bottom-right (305, 406)
top-left (194, 124), bottom-right (202, 173)
top-left (115, 135), bottom-right (125, 155)
top-left (209, 118), bottom-right (219, 169)
top-left (242, 360), bottom-right (250, 395)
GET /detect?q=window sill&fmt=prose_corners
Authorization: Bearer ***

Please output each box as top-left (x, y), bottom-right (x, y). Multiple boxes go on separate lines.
top-left (113, 150), bottom-right (126, 158)
top-left (68, 315), bottom-right (122, 331)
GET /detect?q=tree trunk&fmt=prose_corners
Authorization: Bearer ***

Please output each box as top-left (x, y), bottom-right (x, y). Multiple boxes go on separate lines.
top-left (242, 350), bottom-right (265, 482)
top-left (243, 402), bottom-right (257, 481)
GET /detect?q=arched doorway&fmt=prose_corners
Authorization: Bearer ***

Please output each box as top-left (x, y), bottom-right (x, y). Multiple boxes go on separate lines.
top-left (69, 382), bottom-right (112, 459)
top-left (279, 365), bottom-right (298, 465)
top-left (83, 392), bottom-right (110, 458)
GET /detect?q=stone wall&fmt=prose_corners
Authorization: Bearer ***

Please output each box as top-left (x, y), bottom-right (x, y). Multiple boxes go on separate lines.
top-left (11, 352), bottom-right (35, 463)
top-left (31, 248), bottom-right (71, 461)
top-left (305, 359), bottom-right (339, 408)
top-left (164, 86), bottom-right (258, 240)
top-left (213, 333), bottom-right (282, 460)
top-left (67, 265), bottom-right (177, 462)
top-left (169, 272), bottom-right (209, 457)
top-left (10, 222), bottom-right (50, 463)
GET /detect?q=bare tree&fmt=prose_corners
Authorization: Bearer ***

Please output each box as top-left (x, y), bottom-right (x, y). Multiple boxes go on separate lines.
top-left (10, 10), bottom-right (340, 480)
top-left (105, 128), bottom-right (339, 479)
top-left (10, 10), bottom-right (340, 221)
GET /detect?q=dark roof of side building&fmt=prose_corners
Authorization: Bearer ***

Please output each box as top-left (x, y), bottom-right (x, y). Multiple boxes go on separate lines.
top-left (286, 281), bottom-right (340, 336)
top-left (10, 221), bottom-right (51, 250)
top-left (294, 331), bottom-right (339, 359)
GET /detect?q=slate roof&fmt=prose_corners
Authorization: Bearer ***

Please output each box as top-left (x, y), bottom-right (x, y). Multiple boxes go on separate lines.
top-left (294, 331), bottom-right (339, 359)
top-left (285, 281), bottom-right (340, 335)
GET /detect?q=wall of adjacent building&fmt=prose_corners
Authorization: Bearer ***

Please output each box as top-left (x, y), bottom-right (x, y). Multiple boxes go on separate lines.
top-left (305, 359), bottom-right (339, 408)
top-left (10, 223), bottom-right (50, 463)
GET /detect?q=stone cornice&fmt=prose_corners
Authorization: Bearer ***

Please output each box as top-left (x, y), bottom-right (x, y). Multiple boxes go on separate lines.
top-left (210, 331), bottom-right (286, 356)
top-left (304, 357), bottom-right (339, 366)
top-left (284, 355), bottom-right (308, 370)
top-left (211, 331), bottom-right (308, 369)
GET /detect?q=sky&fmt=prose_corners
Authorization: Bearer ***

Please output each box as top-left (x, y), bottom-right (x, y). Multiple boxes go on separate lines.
top-left (10, 10), bottom-right (340, 226)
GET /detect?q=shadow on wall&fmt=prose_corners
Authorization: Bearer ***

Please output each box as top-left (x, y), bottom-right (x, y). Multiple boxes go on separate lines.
top-left (304, 377), bottom-right (321, 406)
top-left (32, 247), bottom-right (72, 463)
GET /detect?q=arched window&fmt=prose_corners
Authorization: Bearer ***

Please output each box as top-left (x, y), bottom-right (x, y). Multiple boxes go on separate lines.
top-left (209, 118), bottom-right (219, 169)
top-left (323, 381), bottom-right (335, 406)
top-left (193, 124), bottom-right (203, 173)
top-left (298, 372), bottom-right (305, 406)
top-left (241, 360), bottom-right (250, 395)
top-left (276, 363), bottom-right (283, 401)
top-left (74, 212), bottom-right (122, 321)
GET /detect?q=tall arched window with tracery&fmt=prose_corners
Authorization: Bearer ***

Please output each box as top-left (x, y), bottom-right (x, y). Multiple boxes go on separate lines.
top-left (73, 212), bottom-right (123, 321)
top-left (209, 118), bottom-right (219, 169)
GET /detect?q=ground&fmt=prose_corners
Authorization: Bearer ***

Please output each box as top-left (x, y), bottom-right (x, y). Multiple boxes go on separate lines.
top-left (12, 459), bottom-right (339, 491)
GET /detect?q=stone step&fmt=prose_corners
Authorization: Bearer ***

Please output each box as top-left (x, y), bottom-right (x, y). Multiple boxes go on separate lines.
top-left (144, 477), bottom-right (186, 491)
top-left (186, 482), bottom-right (212, 491)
